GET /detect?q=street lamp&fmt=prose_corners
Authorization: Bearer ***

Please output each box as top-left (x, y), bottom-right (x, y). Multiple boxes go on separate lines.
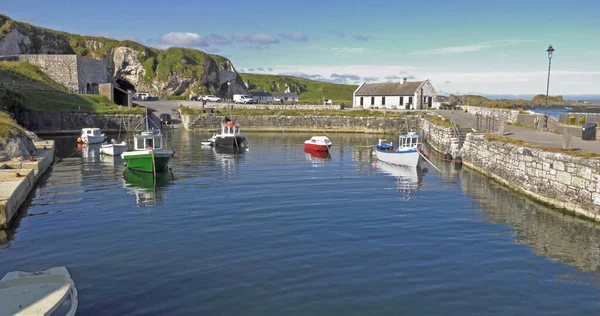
top-left (227, 81), bottom-right (232, 110)
top-left (545, 45), bottom-right (555, 121)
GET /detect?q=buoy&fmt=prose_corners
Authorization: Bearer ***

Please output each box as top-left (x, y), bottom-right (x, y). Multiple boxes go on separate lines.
top-left (444, 153), bottom-right (453, 161)
top-left (77, 137), bottom-right (82, 143)
top-left (454, 156), bottom-right (463, 167)
top-left (173, 152), bottom-right (179, 158)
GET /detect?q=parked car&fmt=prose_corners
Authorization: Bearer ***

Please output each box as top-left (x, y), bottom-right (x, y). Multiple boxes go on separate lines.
top-left (160, 113), bottom-right (172, 125)
top-left (233, 94), bottom-right (254, 104)
top-left (202, 95), bottom-right (221, 102)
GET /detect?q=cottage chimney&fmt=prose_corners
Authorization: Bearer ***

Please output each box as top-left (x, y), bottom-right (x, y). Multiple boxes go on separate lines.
top-left (402, 77), bottom-right (407, 84)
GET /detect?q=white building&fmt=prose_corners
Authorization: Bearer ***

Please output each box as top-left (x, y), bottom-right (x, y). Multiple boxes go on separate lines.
top-left (353, 78), bottom-right (436, 110)
top-left (250, 92), bottom-right (299, 102)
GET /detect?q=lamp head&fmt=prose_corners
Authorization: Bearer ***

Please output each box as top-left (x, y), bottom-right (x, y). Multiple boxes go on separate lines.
top-left (546, 45), bottom-right (555, 59)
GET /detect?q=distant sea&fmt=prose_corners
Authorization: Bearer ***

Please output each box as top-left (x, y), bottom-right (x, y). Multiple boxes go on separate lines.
top-left (529, 107), bottom-right (570, 118)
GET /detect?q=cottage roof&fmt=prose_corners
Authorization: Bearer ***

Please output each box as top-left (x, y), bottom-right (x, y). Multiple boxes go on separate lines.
top-left (355, 81), bottom-right (425, 96)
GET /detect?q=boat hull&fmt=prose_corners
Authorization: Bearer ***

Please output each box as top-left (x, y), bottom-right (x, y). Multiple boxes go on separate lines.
top-left (214, 135), bottom-right (247, 147)
top-left (304, 143), bottom-right (330, 152)
top-left (121, 150), bottom-right (173, 173)
top-left (375, 148), bottom-right (421, 167)
top-left (100, 142), bottom-right (128, 156)
top-left (81, 135), bottom-right (105, 144)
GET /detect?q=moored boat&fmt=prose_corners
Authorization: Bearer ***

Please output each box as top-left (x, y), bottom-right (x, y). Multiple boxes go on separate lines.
top-left (0, 266), bottom-right (78, 316)
top-left (100, 139), bottom-right (128, 156)
top-left (121, 129), bottom-right (177, 173)
top-left (374, 132), bottom-right (422, 167)
top-left (77, 128), bottom-right (105, 144)
top-left (213, 117), bottom-right (248, 148)
top-left (304, 136), bottom-right (332, 152)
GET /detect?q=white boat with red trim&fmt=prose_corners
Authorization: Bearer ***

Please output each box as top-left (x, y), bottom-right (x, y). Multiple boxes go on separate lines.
top-left (304, 136), bottom-right (332, 152)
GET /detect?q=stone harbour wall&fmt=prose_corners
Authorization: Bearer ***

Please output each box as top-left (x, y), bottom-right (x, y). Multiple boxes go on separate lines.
top-left (181, 114), bottom-right (422, 133)
top-left (421, 118), bottom-right (456, 156)
top-left (15, 112), bottom-right (145, 132)
top-left (177, 101), bottom-right (343, 111)
top-left (461, 105), bottom-right (519, 123)
top-left (559, 113), bottom-right (600, 125)
top-left (460, 133), bottom-right (600, 221)
top-left (16, 55), bottom-right (79, 92)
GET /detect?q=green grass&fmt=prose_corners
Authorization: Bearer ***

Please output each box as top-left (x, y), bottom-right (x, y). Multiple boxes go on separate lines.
top-left (240, 73), bottom-right (356, 104)
top-left (178, 105), bottom-right (412, 117)
top-left (424, 115), bottom-right (453, 128)
top-left (0, 111), bottom-right (26, 139)
top-left (0, 62), bottom-right (66, 91)
top-left (485, 134), bottom-right (600, 159)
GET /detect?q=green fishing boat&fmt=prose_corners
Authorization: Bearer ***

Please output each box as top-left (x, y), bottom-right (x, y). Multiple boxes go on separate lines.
top-left (121, 130), bottom-right (177, 173)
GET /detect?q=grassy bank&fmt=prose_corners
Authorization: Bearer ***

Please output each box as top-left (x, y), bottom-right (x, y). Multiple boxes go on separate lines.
top-left (179, 106), bottom-right (414, 118)
top-left (0, 112), bottom-right (26, 139)
top-left (485, 134), bottom-right (600, 158)
top-left (423, 115), bottom-right (454, 128)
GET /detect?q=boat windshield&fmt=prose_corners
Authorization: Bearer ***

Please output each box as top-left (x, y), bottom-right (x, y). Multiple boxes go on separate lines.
top-left (135, 136), bottom-right (162, 150)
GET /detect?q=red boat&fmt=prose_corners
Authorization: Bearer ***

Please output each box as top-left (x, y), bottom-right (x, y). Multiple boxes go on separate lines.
top-left (303, 136), bottom-right (332, 152)
top-left (304, 148), bottom-right (331, 159)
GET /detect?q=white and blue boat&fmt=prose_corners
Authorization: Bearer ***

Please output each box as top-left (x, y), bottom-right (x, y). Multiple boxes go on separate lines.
top-left (374, 132), bottom-right (422, 167)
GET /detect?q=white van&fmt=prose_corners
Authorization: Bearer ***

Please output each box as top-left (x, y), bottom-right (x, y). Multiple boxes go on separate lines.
top-left (233, 94), bottom-right (254, 104)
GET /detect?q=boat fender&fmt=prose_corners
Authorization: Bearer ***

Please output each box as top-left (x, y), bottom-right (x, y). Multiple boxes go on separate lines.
top-left (173, 151), bottom-right (179, 158)
top-left (444, 153), bottom-right (453, 161)
top-left (77, 137), bottom-right (82, 143)
top-left (454, 156), bottom-right (463, 166)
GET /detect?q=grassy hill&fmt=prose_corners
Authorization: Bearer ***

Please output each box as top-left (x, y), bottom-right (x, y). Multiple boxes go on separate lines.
top-left (240, 73), bottom-right (357, 105)
top-left (0, 14), bottom-right (239, 97)
top-left (448, 94), bottom-right (564, 109)
top-left (0, 62), bottom-right (142, 114)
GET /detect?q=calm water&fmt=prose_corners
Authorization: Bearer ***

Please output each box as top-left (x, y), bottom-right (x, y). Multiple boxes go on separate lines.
top-left (2, 131), bottom-right (600, 315)
top-left (530, 107), bottom-right (570, 118)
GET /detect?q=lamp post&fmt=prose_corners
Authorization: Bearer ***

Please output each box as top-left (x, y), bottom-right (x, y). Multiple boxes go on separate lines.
top-left (544, 45), bottom-right (555, 127)
top-left (227, 81), bottom-right (232, 110)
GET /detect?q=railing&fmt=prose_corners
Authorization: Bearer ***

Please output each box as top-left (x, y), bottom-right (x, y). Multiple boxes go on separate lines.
top-left (475, 114), bottom-right (499, 133)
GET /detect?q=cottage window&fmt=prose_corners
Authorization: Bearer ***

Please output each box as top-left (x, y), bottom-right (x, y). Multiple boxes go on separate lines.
top-left (408, 97), bottom-right (413, 104)
top-left (400, 96), bottom-right (404, 105)
top-left (360, 97), bottom-right (363, 106)
top-left (382, 97), bottom-right (386, 105)
top-left (371, 97), bottom-right (374, 105)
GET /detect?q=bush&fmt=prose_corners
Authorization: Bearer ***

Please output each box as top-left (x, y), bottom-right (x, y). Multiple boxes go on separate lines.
top-left (569, 115), bottom-right (576, 124)
top-left (579, 117), bottom-right (585, 124)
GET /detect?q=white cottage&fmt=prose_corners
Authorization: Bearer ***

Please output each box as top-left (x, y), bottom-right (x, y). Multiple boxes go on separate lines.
top-left (353, 78), bottom-right (436, 110)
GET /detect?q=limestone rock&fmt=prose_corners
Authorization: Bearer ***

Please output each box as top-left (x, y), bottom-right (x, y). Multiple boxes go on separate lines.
top-left (0, 134), bottom-right (36, 162)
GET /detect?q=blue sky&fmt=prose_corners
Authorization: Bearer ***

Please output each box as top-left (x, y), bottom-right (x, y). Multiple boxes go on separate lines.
top-left (2, 0), bottom-right (599, 95)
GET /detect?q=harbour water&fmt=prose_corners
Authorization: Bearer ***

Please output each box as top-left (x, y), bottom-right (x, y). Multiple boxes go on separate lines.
top-left (530, 107), bottom-right (570, 118)
top-left (1, 131), bottom-right (600, 315)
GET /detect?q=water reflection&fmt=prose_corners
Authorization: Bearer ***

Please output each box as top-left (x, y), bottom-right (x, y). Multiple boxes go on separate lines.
top-left (461, 166), bottom-right (600, 273)
top-left (375, 161), bottom-right (426, 197)
top-left (212, 146), bottom-right (245, 177)
top-left (304, 149), bottom-right (330, 167)
top-left (123, 169), bottom-right (174, 207)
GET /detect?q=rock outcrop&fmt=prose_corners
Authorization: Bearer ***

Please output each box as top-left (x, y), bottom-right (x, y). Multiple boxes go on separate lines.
top-left (0, 14), bottom-right (247, 98)
top-left (0, 134), bottom-right (36, 162)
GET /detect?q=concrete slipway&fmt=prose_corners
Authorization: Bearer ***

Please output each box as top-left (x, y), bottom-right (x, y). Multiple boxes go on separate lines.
top-left (0, 140), bottom-right (55, 228)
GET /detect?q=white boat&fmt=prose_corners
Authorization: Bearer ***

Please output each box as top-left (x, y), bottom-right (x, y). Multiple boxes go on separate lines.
top-left (304, 136), bottom-right (332, 152)
top-left (77, 128), bottom-right (105, 144)
top-left (100, 139), bottom-right (128, 156)
top-left (213, 117), bottom-right (248, 148)
top-left (0, 267), bottom-right (78, 316)
top-left (374, 132), bottom-right (422, 167)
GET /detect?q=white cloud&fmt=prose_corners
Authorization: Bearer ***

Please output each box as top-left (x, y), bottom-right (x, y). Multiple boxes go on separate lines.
top-left (256, 65), bottom-right (600, 94)
top-left (159, 32), bottom-right (207, 47)
top-left (329, 47), bottom-right (369, 54)
top-left (233, 33), bottom-right (280, 45)
top-left (413, 40), bottom-right (532, 55)
top-left (280, 32), bottom-right (309, 42)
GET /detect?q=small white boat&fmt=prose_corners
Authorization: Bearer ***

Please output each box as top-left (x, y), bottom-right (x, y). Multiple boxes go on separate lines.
top-left (100, 139), bottom-right (128, 156)
top-left (77, 128), bottom-right (105, 144)
top-left (0, 267), bottom-right (78, 316)
top-left (200, 135), bottom-right (215, 146)
top-left (374, 132), bottom-right (422, 167)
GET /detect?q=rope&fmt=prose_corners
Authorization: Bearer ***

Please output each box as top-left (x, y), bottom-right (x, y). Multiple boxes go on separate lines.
top-left (418, 150), bottom-right (460, 186)
top-left (310, 116), bottom-right (332, 139)
top-left (275, 115), bottom-right (288, 136)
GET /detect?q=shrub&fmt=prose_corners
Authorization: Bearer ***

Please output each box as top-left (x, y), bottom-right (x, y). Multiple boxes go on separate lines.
top-left (569, 115), bottom-right (576, 124)
top-left (579, 117), bottom-right (585, 124)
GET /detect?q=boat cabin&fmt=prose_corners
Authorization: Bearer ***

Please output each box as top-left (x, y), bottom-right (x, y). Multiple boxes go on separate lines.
top-left (399, 133), bottom-right (421, 149)
top-left (134, 133), bottom-right (164, 151)
top-left (220, 121), bottom-right (241, 136)
top-left (307, 136), bottom-right (332, 145)
top-left (81, 128), bottom-right (102, 137)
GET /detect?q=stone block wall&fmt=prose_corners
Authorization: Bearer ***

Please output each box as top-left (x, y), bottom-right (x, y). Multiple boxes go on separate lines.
top-left (16, 112), bottom-right (145, 132)
top-left (17, 55), bottom-right (79, 92)
top-left (461, 105), bottom-right (519, 123)
top-left (461, 133), bottom-right (600, 221)
top-left (177, 101), bottom-right (342, 111)
top-left (421, 118), bottom-right (456, 156)
top-left (76, 56), bottom-right (109, 93)
top-left (559, 113), bottom-right (600, 125)
top-left (181, 114), bottom-right (422, 134)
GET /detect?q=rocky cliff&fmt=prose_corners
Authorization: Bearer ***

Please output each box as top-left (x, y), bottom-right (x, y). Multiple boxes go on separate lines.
top-left (0, 14), bottom-right (246, 97)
